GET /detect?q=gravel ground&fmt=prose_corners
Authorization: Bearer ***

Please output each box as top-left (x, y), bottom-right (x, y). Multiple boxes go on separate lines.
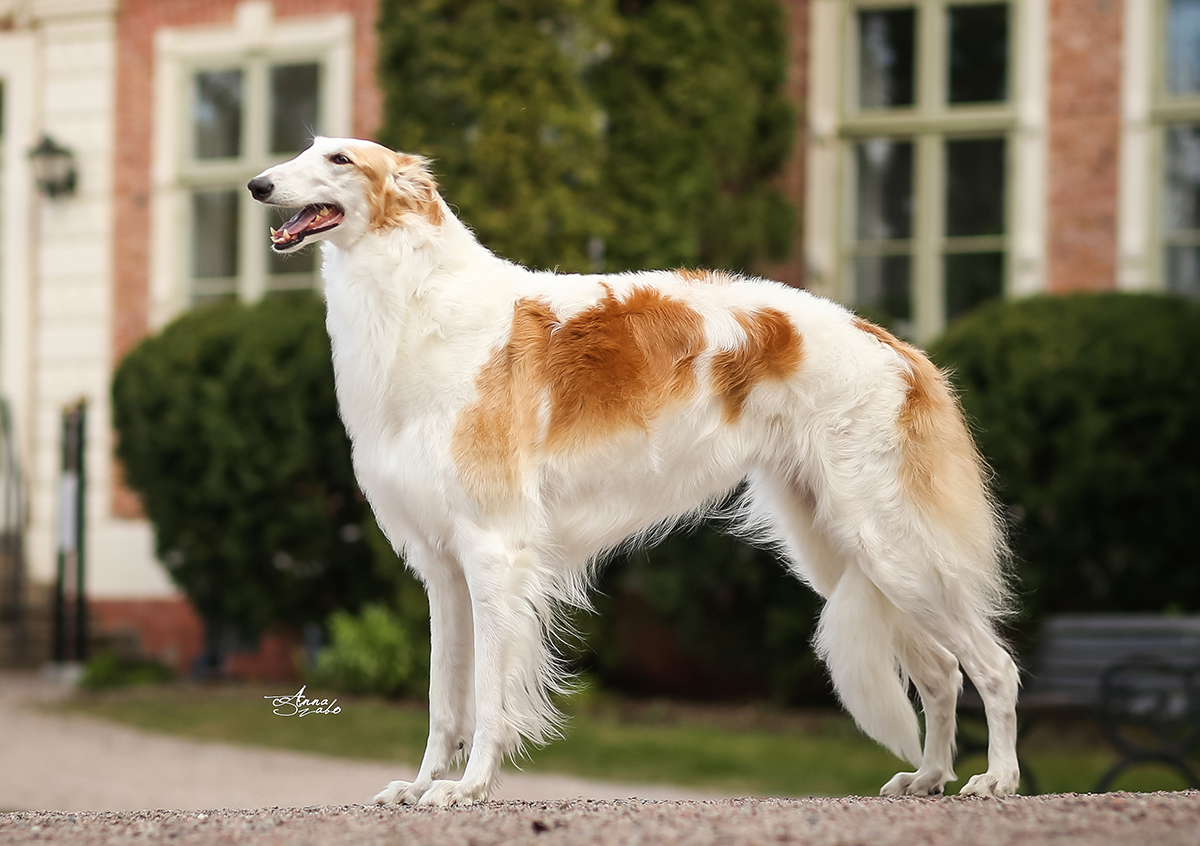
top-left (3, 792), bottom-right (1199, 846)
top-left (5, 671), bottom-right (1199, 844)
top-left (0, 672), bottom-right (720, 811)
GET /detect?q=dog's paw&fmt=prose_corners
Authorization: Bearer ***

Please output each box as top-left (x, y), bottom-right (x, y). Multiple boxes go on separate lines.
top-left (880, 769), bottom-right (950, 797)
top-left (959, 770), bottom-right (1019, 797)
top-left (416, 779), bottom-right (489, 808)
top-left (373, 779), bottom-right (430, 806)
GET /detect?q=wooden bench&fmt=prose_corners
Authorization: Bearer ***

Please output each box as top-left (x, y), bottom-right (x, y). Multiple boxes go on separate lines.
top-left (959, 614), bottom-right (1200, 793)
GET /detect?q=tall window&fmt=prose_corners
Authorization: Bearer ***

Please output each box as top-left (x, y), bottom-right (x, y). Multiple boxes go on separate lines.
top-left (844, 1), bottom-right (1012, 338)
top-left (184, 60), bottom-right (324, 304)
top-left (1162, 0), bottom-right (1200, 297)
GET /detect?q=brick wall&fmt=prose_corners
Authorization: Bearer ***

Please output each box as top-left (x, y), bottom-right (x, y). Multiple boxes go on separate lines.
top-left (110, 0), bottom-right (382, 519)
top-left (764, 0), bottom-right (809, 289)
top-left (1046, 0), bottom-right (1123, 292)
top-left (91, 597), bottom-right (302, 681)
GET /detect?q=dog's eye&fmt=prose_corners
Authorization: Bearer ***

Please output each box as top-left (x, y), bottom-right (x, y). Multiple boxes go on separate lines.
top-left (329, 153), bottom-right (352, 165)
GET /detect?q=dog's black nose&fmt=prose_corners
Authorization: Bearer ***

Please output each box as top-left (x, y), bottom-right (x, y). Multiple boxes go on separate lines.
top-left (247, 176), bottom-right (274, 201)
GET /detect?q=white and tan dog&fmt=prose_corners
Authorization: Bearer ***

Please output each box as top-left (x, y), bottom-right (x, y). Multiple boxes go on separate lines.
top-left (248, 137), bottom-right (1020, 806)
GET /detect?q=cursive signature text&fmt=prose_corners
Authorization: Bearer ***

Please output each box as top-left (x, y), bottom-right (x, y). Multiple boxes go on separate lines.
top-left (264, 685), bottom-right (342, 717)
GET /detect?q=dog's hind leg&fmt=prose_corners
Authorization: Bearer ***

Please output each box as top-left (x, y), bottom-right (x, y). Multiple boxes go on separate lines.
top-left (374, 546), bottom-right (476, 806)
top-left (881, 628), bottom-right (962, 796)
top-left (946, 622), bottom-right (1020, 797)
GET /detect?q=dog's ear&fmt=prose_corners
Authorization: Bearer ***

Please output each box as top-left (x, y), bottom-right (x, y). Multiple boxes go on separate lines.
top-left (358, 146), bottom-right (444, 230)
top-left (390, 154), bottom-right (444, 226)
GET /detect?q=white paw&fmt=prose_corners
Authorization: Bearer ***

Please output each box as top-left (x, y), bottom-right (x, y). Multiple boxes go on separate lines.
top-left (880, 769), bottom-right (950, 797)
top-left (416, 779), bottom-right (488, 808)
top-left (960, 770), bottom-right (1019, 797)
top-left (372, 779), bottom-right (430, 806)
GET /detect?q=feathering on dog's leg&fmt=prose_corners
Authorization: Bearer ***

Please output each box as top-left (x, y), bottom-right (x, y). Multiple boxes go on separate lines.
top-left (815, 565), bottom-right (925, 769)
top-left (416, 546), bottom-right (559, 807)
top-left (374, 551), bottom-right (475, 806)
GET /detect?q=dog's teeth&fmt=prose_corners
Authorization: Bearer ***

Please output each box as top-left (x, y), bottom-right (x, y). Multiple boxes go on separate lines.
top-left (270, 227), bottom-right (279, 237)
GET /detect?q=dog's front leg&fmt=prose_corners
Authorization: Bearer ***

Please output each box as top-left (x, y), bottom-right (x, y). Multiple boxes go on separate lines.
top-left (373, 553), bottom-right (474, 806)
top-left (416, 547), bottom-right (552, 807)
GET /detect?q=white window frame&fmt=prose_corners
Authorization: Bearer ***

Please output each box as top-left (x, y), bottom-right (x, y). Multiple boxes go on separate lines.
top-left (1121, 0), bottom-right (1200, 294)
top-left (150, 1), bottom-right (353, 329)
top-left (806, 0), bottom-right (1047, 341)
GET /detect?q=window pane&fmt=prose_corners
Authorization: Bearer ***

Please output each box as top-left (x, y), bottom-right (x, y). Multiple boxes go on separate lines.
top-left (858, 8), bottom-right (916, 109)
top-left (194, 69), bottom-right (243, 159)
top-left (191, 189), bottom-right (239, 280)
top-left (945, 137), bottom-right (1006, 237)
top-left (947, 3), bottom-right (1009, 104)
top-left (945, 252), bottom-right (1004, 321)
top-left (1165, 125), bottom-right (1200, 232)
top-left (854, 254), bottom-right (912, 333)
top-left (855, 138), bottom-right (914, 241)
top-left (1165, 246), bottom-right (1200, 297)
top-left (271, 63), bottom-right (320, 154)
top-left (1168, 0), bottom-right (1200, 96)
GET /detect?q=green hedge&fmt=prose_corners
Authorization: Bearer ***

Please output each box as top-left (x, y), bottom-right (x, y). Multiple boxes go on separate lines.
top-left (112, 294), bottom-right (412, 636)
top-left (930, 293), bottom-right (1200, 624)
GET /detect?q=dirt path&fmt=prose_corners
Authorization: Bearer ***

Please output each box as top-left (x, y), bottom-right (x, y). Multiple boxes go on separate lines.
top-left (3, 793), bottom-right (1199, 846)
top-left (0, 672), bottom-right (721, 812)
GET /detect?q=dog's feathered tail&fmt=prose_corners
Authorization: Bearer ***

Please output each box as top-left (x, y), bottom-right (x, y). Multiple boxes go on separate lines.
top-left (815, 564), bottom-right (923, 767)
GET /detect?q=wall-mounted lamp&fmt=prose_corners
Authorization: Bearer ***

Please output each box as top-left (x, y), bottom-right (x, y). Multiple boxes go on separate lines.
top-left (29, 134), bottom-right (78, 199)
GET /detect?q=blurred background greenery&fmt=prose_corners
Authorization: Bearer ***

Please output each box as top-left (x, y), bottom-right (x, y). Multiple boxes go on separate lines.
top-left (94, 0), bottom-right (1200, 797)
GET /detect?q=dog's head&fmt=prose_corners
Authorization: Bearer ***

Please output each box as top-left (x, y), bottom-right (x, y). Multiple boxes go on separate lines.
top-left (247, 137), bottom-right (443, 253)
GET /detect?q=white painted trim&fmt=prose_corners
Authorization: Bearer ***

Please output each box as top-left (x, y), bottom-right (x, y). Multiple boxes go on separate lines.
top-left (0, 31), bottom-right (38, 490)
top-left (804, 0), bottom-right (842, 301)
top-left (804, 0), bottom-right (1049, 336)
top-left (1117, 0), bottom-right (1154, 291)
top-left (1010, 0), bottom-right (1049, 297)
top-left (150, 0), bottom-right (354, 329)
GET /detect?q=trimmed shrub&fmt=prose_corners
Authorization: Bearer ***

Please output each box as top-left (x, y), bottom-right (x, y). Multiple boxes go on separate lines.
top-left (930, 293), bottom-right (1200, 623)
top-left (112, 294), bottom-right (406, 636)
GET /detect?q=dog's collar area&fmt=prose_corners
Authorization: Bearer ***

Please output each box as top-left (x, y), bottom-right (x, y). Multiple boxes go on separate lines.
top-left (270, 204), bottom-right (345, 250)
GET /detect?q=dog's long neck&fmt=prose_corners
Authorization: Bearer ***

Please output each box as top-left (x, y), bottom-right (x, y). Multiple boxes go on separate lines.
top-left (321, 202), bottom-right (519, 439)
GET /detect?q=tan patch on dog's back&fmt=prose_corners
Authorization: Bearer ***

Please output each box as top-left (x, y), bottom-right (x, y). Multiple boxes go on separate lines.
top-left (675, 268), bottom-right (733, 284)
top-left (453, 287), bottom-right (705, 506)
top-left (348, 143), bottom-right (444, 229)
top-left (711, 308), bottom-right (804, 422)
top-left (851, 317), bottom-right (987, 517)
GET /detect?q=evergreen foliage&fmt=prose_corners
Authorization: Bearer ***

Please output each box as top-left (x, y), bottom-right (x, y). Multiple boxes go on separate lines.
top-left (375, 0), bottom-right (794, 274)
top-left (111, 294), bottom-right (407, 635)
top-left (930, 293), bottom-right (1200, 622)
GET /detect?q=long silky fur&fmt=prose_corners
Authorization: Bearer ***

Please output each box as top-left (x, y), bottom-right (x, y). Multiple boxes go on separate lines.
top-left (249, 137), bottom-right (1023, 806)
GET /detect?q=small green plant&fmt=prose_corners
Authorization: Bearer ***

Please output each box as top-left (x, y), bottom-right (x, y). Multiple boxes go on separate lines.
top-left (310, 604), bottom-right (429, 698)
top-left (79, 651), bottom-right (175, 690)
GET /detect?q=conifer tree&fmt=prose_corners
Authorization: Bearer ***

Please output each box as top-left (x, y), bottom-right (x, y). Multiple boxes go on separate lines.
top-left (376, 0), bottom-right (794, 274)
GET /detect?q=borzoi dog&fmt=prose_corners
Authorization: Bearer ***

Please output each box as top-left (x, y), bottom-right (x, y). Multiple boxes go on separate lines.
top-left (248, 137), bottom-right (1020, 806)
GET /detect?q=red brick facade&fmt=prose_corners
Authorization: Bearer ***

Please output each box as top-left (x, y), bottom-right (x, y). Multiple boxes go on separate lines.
top-left (91, 597), bottom-right (302, 681)
top-left (766, 0), bottom-right (810, 289)
top-left (110, 0), bottom-right (382, 520)
top-left (1046, 0), bottom-right (1123, 292)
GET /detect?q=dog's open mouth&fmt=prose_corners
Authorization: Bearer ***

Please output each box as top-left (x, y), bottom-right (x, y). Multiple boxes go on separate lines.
top-left (270, 204), bottom-right (345, 249)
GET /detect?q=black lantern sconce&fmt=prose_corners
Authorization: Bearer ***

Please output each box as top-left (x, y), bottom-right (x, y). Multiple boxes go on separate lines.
top-left (29, 134), bottom-right (78, 199)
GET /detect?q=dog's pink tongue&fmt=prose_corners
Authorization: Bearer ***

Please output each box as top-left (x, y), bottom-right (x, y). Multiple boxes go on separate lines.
top-left (280, 206), bottom-right (321, 236)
